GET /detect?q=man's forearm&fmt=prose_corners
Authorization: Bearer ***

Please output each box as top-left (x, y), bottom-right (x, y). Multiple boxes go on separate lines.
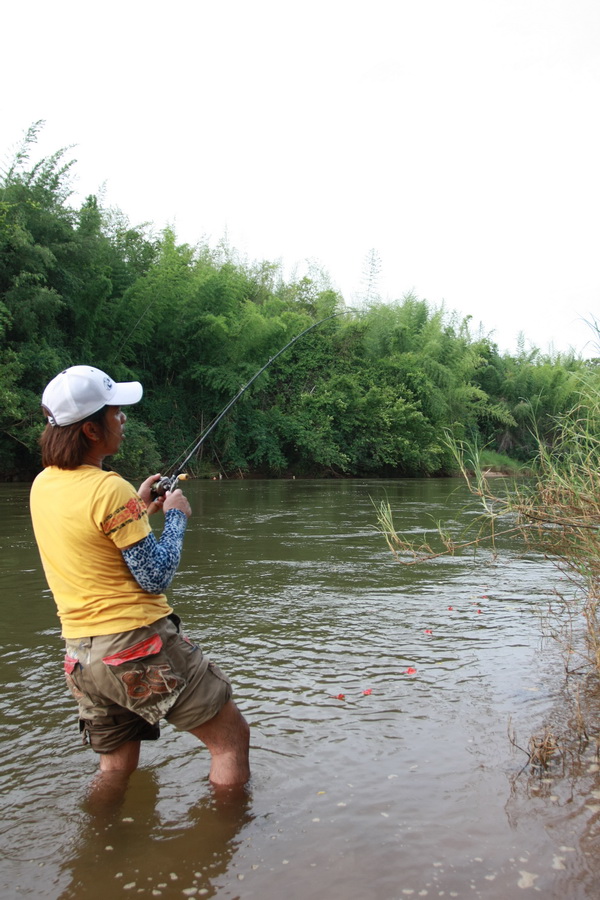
top-left (122, 509), bottom-right (188, 593)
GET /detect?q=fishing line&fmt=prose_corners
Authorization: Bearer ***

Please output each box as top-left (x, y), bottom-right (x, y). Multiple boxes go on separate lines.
top-left (111, 295), bottom-right (161, 364)
top-left (152, 310), bottom-right (349, 495)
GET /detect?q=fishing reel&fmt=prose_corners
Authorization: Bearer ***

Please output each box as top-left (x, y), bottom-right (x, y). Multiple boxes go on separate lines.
top-left (150, 473), bottom-right (190, 498)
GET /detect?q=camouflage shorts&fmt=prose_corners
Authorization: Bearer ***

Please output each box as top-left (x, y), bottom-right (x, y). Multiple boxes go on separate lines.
top-left (63, 614), bottom-right (232, 753)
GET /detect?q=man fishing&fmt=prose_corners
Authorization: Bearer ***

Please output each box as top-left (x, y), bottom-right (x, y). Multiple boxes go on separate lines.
top-left (30, 365), bottom-right (250, 794)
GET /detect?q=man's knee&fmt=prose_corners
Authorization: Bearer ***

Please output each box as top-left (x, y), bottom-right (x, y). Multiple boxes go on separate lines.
top-left (189, 700), bottom-right (250, 753)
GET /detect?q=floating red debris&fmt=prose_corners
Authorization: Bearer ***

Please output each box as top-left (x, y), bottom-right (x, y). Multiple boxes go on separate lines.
top-left (362, 689), bottom-right (372, 695)
top-left (405, 667), bottom-right (417, 675)
top-left (448, 606), bottom-right (453, 611)
top-left (424, 629), bottom-right (433, 634)
top-left (477, 609), bottom-right (482, 614)
top-left (333, 694), bottom-right (345, 700)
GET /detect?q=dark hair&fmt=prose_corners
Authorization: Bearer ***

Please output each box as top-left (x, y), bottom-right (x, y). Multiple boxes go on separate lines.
top-left (40, 406), bottom-right (110, 469)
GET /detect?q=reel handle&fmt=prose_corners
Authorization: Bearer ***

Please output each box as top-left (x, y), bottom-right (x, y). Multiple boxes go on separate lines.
top-left (150, 476), bottom-right (174, 498)
top-left (150, 473), bottom-right (190, 498)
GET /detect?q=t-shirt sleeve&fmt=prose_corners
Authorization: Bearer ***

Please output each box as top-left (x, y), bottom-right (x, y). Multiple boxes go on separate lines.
top-left (91, 473), bottom-right (152, 550)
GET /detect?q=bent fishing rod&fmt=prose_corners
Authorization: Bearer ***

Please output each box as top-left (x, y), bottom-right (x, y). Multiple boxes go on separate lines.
top-left (151, 310), bottom-right (347, 496)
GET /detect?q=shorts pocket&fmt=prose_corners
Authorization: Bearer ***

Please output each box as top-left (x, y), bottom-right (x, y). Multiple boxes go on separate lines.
top-left (64, 654), bottom-right (78, 675)
top-left (64, 654), bottom-right (85, 701)
top-left (102, 634), bottom-right (164, 667)
top-left (101, 632), bottom-right (186, 724)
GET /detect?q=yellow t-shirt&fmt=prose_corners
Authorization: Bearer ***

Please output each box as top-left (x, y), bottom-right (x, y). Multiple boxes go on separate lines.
top-left (30, 466), bottom-right (173, 638)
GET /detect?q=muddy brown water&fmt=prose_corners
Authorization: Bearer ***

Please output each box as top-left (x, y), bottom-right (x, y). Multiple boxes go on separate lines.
top-left (2, 478), bottom-right (600, 899)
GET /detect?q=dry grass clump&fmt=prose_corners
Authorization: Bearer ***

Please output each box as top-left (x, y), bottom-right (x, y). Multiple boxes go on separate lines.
top-left (508, 682), bottom-right (600, 786)
top-left (508, 718), bottom-right (562, 775)
top-left (528, 729), bottom-right (560, 770)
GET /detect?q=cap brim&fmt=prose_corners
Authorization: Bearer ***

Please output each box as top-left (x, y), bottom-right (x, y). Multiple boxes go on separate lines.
top-left (111, 381), bottom-right (143, 407)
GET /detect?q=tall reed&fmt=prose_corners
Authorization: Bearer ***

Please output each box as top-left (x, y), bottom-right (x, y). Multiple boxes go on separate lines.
top-left (377, 370), bottom-right (600, 674)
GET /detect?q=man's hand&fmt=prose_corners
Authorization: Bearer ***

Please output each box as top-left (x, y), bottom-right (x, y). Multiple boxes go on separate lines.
top-left (163, 488), bottom-right (192, 518)
top-left (138, 474), bottom-right (165, 515)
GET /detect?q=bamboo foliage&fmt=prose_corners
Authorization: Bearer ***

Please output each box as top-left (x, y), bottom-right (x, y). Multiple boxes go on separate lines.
top-left (0, 128), bottom-right (595, 479)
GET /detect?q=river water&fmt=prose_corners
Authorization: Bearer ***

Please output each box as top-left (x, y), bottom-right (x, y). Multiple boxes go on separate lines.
top-left (2, 478), bottom-right (600, 899)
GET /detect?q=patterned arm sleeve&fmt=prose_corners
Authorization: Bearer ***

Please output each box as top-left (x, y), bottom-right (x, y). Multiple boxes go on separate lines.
top-left (122, 508), bottom-right (188, 594)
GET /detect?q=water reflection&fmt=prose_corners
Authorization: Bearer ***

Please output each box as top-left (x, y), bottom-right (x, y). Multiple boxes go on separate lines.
top-left (58, 772), bottom-right (253, 899)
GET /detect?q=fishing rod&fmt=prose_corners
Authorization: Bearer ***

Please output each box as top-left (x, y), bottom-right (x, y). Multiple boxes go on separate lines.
top-left (152, 310), bottom-right (347, 496)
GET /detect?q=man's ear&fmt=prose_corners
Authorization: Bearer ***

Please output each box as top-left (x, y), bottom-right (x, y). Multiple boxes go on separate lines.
top-left (81, 420), bottom-right (101, 442)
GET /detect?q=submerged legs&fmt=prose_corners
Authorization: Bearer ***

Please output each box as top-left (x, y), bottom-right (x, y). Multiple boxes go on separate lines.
top-left (189, 700), bottom-right (251, 787)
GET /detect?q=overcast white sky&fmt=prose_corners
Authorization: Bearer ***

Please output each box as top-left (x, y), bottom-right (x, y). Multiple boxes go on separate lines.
top-left (3, 0), bottom-right (600, 357)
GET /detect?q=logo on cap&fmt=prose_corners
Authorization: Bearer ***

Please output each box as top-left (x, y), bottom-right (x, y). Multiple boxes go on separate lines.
top-left (103, 376), bottom-right (113, 392)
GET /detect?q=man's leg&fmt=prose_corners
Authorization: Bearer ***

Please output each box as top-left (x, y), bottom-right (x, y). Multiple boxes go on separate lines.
top-left (85, 740), bottom-right (141, 813)
top-left (189, 700), bottom-right (250, 786)
top-left (99, 739), bottom-right (141, 774)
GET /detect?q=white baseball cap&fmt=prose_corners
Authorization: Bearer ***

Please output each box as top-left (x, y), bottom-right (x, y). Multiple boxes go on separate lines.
top-left (42, 365), bottom-right (143, 426)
